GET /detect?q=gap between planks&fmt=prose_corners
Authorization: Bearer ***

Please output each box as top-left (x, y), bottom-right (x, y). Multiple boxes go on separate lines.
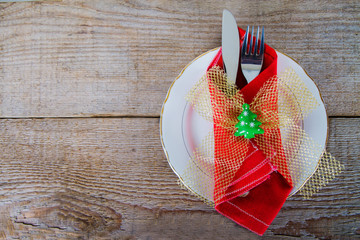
top-left (0, 115), bottom-right (160, 119)
top-left (0, 116), bottom-right (358, 119)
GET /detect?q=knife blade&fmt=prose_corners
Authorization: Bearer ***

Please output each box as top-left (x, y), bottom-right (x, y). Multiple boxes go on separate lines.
top-left (222, 9), bottom-right (240, 86)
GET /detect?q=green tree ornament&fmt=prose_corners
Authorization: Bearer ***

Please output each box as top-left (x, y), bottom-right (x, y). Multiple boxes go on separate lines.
top-left (234, 103), bottom-right (264, 139)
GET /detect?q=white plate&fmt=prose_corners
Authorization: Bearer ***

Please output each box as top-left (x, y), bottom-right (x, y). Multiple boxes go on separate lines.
top-left (160, 48), bottom-right (328, 201)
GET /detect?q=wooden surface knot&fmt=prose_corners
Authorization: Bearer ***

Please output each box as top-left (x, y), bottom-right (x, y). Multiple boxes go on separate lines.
top-left (14, 193), bottom-right (122, 235)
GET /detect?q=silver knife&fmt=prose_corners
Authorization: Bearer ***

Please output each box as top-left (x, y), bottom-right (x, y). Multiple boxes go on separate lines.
top-left (222, 9), bottom-right (240, 86)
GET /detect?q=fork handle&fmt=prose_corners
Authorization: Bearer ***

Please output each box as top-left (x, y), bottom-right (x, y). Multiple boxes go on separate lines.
top-left (242, 69), bottom-right (260, 83)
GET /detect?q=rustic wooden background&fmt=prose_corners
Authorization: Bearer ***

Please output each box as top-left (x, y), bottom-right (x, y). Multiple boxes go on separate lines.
top-left (0, 0), bottom-right (359, 239)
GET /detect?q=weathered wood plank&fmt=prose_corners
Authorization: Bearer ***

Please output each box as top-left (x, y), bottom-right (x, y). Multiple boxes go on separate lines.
top-left (0, 0), bottom-right (359, 117)
top-left (0, 117), bottom-right (358, 239)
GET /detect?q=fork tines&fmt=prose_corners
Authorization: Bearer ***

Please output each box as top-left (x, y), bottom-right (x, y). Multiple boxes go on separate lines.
top-left (242, 26), bottom-right (264, 56)
top-left (240, 26), bottom-right (265, 83)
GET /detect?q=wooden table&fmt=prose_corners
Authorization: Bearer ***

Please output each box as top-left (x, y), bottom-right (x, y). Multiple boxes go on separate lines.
top-left (0, 1), bottom-right (359, 239)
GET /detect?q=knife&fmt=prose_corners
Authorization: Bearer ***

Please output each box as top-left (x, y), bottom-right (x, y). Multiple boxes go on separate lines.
top-left (222, 9), bottom-right (240, 86)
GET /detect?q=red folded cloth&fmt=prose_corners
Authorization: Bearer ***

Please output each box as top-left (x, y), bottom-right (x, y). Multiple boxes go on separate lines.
top-left (208, 28), bottom-right (293, 235)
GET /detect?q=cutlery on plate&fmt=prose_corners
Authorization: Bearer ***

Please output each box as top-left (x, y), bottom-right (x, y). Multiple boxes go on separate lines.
top-left (222, 9), bottom-right (240, 86)
top-left (241, 26), bottom-right (265, 83)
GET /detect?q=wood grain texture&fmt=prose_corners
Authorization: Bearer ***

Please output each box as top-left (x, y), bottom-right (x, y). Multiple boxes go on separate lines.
top-left (0, 0), bottom-right (359, 239)
top-left (0, 118), bottom-right (358, 239)
top-left (0, 0), bottom-right (359, 117)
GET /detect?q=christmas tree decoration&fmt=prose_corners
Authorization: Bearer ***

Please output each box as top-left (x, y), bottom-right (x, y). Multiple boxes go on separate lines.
top-left (234, 103), bottom-right (264, 139)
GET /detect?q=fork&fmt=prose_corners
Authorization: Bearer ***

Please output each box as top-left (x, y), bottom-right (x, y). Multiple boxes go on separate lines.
top-left (241, 26), bottom-right (265, 83)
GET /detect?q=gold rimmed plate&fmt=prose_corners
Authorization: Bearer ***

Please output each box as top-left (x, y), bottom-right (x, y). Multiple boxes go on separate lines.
top-left (160, 48), bottom-right (328, 202)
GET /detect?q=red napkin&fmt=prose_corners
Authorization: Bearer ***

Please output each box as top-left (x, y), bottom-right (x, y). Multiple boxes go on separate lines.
top-left (208, 28), bottom-right (293, 235)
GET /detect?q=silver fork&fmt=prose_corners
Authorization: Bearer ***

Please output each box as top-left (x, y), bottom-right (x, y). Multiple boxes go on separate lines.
top-left (241, 26), bottom-right (265, 83)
